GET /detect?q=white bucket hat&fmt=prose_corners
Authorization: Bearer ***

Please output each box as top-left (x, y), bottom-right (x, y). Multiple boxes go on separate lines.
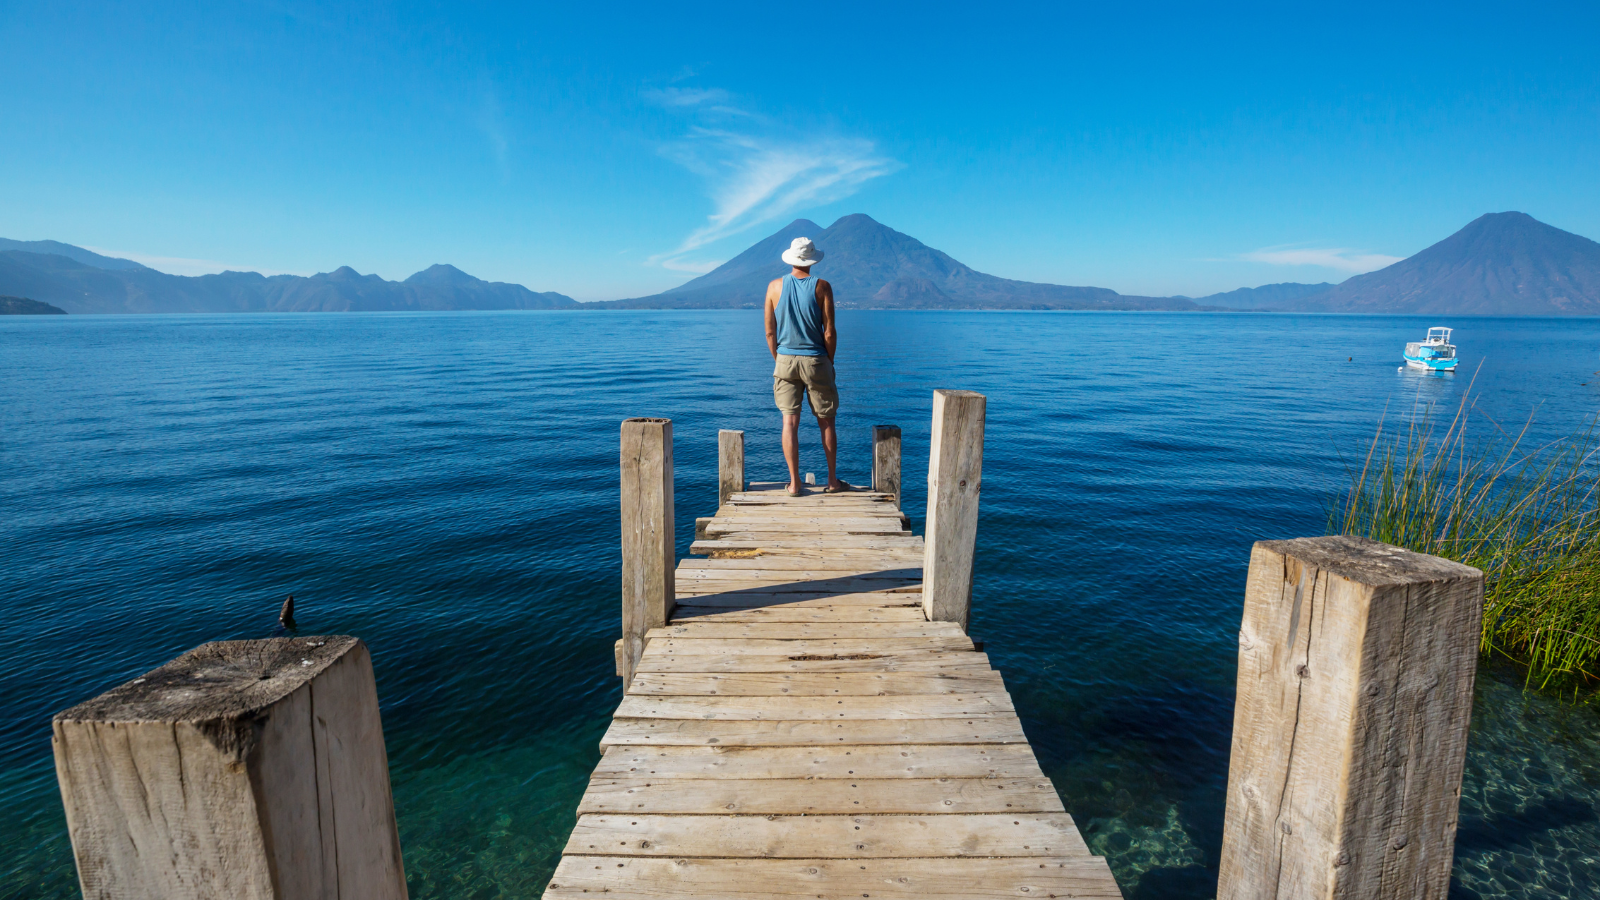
top-left (782, 237), bottom-right (824, 268)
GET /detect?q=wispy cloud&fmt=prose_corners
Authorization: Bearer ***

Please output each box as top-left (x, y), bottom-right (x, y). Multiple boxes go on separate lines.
top-left (82, 247), bottom-right (305, 277)
top-left (1237, 245), bottom-right (1403, 273)
top-left (644, 88), bottom-right (901, 271)
top-left (643, 86), bottom-right (730, 107)
top-left (476, 83), bottom-right (510, 177)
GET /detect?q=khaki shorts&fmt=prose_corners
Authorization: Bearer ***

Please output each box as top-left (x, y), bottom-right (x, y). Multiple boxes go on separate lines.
top-left (773, 354), bottom-right (839, 418)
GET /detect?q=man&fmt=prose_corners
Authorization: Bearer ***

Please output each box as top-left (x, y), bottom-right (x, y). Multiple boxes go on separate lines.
top-left (764, 236), bottom-right (844, 496)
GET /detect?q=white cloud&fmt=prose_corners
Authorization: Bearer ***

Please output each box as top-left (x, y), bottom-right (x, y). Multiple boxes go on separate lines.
top-left (646, 99), bottom-right (902, 271)
top-left (82, 247), bottom-right (305, 277)
top-left (644, 87), bottom-right (731, 107)
top-left (1237, 246), bottom-right (1403, 273)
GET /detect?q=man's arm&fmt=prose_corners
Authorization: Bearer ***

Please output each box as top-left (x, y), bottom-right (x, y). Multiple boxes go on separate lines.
top-left (764, 278), bottom-right (782, 359)
top-left (818, 279), bottom-right (837, 361)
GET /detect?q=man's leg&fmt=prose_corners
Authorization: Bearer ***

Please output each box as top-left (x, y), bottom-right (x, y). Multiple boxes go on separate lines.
top-left (818, 416), bottom-right (843, 490)
top-left (782, 413), bottom-right (803, 494)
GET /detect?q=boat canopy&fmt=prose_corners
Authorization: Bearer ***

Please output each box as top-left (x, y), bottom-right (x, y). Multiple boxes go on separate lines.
top-left (1426, 326), bottom-right (1453, 344)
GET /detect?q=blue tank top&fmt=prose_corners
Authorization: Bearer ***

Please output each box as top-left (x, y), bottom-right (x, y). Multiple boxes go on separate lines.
top-left (775, 274), bottom-right (825, 356)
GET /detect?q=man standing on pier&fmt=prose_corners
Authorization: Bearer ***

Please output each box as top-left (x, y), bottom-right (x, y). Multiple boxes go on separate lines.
top-left (765, 236), bottom-right (844, 496)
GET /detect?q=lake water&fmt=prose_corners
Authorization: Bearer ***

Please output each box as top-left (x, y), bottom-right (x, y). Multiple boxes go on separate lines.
top-left (2, 311), bottom-right (1597, 900)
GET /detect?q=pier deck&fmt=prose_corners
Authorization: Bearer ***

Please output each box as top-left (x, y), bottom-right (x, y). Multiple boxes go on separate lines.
top-left (544, 482), bottom-right (1122, 899)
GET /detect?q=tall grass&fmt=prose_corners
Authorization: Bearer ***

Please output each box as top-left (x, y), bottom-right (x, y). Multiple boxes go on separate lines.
top-left (1334, 389), bottom-right (1600, 692)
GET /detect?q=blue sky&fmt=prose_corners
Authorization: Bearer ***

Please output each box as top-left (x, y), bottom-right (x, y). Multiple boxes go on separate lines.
top-left (1, 1), bottom-right (1596, 300)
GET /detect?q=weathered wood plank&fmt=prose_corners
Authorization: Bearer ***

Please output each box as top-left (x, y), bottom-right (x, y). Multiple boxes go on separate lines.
top-left (543, 856), bottom-right (1124, 899)
top-left (922, 389), bottom-right (984, 630)
top-left (649, 637), bottom-right (974, 654)
top-left (649, 622), bottom-right (959, 640)
top-left (1218, 536), bottom-right (1482, 900)
top-left (633, 650), bottom-right (990, 674)
top-left (676, 559), bottom-right (921, 574)
top-left (577, 777), bottom-right (1063, 815)
top-left (669, 606), bottom-right (930, 623)
top-left (564, 812), bottom-right (1087, 858)
top-left (718, 429), bottom-right (744, 507)
top-left (600, 715), bottom-right (1029, 747)
top-left (620, 417), bottom-right (674, 685)
top-left (669, 591), bottom-right (925, 609)
top-left (675, 577), bottom-right (922, 594)
top-left (626, 671), bottom-right (1007, 696)
top-left (873, 424), bottom-right (903, 508)
top-left (52, 637), bottom-right (407, 900)
top-left (592, 744), bottom-right (1045, 779)
top-left (693, 545), bottom-right (926, 561)
top-left (692, 539), bottom-right (925, 555)
top-left (613, 692), bottom-right (1015, 720)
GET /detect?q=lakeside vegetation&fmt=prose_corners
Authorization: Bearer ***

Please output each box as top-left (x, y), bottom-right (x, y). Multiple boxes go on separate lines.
top-left (1334, 393), bottom-right (1600, 695)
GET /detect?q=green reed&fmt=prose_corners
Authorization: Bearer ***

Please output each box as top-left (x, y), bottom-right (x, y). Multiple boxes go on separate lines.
top-left (1333, 389), bottom-right (1600, 691)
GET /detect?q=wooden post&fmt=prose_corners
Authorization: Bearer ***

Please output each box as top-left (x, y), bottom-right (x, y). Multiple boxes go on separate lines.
top-left (1218, 535), bottom-right (1483, 900)
top-left (718, 429), bottom-right (744, 508)
top-left (922, 390), bottom-right (985, 630)
top-left (52, 636), bottom-right (407, 900)
top-left (620, 417), bottom-right (674, 686)
top-left (872, 425), bottom-right (902, 508)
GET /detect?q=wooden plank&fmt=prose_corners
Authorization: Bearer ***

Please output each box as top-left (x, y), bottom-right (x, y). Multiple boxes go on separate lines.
top-left (669, 606), bottom-right (930, 623)
top-left (873, 424), bottom-right (903, 508)
top-left (647, 622), bottom-right (961, 640)
top-left (703, 532), bottom-right (920, 542)
top-left (718, 429), bottom-right (744, 506)
top-left (619, 417), bottom-right (674, 685)
top-left (577, 777), bottom-right (1063, 815)
top-left (627, 671), bottom-right (1007, 696)
top-left (564, 812), bottom-right (1088, 858)
top-left (543, 856), bottom-right (1124, 899)
top-left (715, 507), bottom-right (907, 517)
top-left (613, 693), bottom-right (1015, 720)
top-left (633, 650), bottom-right (990, 674)
top-left (600, 715), bottom-right (1029, 747)
top-left (922, 389), bottom-right (984, 631)
top-left (1218, 536), bottom-right (1483, 900)
top-left (705, 522), bottom-right (909, 535)
top-left (693, 546), bottom-right (925, 561)
top-left (649, 637), bottom-right (974, 654)
top-left (692, 540), bottom-right (925, 554)
top-left (674, 577), bottom-right (922, 593)
top-left (592, 744), bottom-right (1045, 779)
top-left (669, 591), bottom-right (925, 609)
top-left (52, 637), bottom-right (407, 900)
top-left (676, 559), bottom-right (922, 574)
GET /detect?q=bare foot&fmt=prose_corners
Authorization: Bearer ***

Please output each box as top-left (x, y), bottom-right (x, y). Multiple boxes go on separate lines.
top-left (787, 482), bottom-right (804, 496)
top-left (823, 480), bottom-right (851, 493)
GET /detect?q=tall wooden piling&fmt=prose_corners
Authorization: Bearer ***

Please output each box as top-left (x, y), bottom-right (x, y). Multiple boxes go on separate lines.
top-left (718, 429), bottom-right (745, 507)
top-left (52, 636), bottom-right (407, 900)
top-left (872, 424), bottom-right (902, 508)
top-left (619, 417), bottom-right (674, 686)
top-left (922, 390), bottom-right (985, 630)
top-left (1218, 535), bottom-right (1482, 900)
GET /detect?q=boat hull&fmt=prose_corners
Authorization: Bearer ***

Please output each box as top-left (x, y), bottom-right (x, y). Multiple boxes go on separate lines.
top-left (1403, 355), bottom-right (1458, 371)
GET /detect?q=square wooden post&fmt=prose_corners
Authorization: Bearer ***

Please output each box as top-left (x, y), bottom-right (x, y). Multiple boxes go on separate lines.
top-left (718, 429), bottom-right (745, 508)
top-left (872, 425), bottom-right (902, 508)
top-left (620, 417), bottom-right (674, 687)
top-left (922, 390), bottom-right (985, 630)
top-left (1219, 535), bottom-right (1483, 900)
top-left (52, 636), bottom-right (407, 900)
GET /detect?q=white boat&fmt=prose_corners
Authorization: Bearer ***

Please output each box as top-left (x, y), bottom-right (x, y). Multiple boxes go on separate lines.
top-left (1403, 327), bottom-right (1458, 371)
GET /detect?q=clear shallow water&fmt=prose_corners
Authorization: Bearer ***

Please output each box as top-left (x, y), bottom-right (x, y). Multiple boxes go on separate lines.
top-left (2, 310), bottom-right (1598, 900)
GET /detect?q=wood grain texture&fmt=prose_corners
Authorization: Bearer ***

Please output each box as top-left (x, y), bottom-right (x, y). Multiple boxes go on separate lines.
top-left (620, 417), bottom-right (675, 686)
top-left (873, 424), bottom-right (903, 508)
top-left (922, 389), bottom-right (985, 630)
top-left (669, 605), bottom-right (930, 623)
top-left (600, 715), bottom-right (1030, 747)
top-left (544, 856), bottom-right (1123, 899)
top-left (577, 776), bottom-right (1064, 814)
top-left (633, 649), bottom-right (993, 675)
top-left (625, 671), bottom-right (1008, 696)
top-left (565, 813), bottom-right (1089, 858)
top-left (1218, 536), bottom-right (1482, 900)
top-left (718, 429), bottom-right (745, 507)
top-left (52, 637), bottom-right (407, 900)
top-left (612, 692), bottom-right (1015, 720)
top-left (592, 744), bottom-right (1046, 779)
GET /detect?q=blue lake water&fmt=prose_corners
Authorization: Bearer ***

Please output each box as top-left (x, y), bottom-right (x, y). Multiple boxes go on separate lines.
top-left (2, 310), bottom-right (1598, 899)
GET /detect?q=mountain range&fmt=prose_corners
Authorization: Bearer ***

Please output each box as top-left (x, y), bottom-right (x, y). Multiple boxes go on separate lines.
top-left (4, 211), bottom-right (1599, 315)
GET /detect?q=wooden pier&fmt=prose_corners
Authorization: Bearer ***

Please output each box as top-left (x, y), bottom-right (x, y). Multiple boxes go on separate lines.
top-left (545, 395), bottom-right (1124, 899)
top-left (47, 389), bottom-right (1486, 900)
